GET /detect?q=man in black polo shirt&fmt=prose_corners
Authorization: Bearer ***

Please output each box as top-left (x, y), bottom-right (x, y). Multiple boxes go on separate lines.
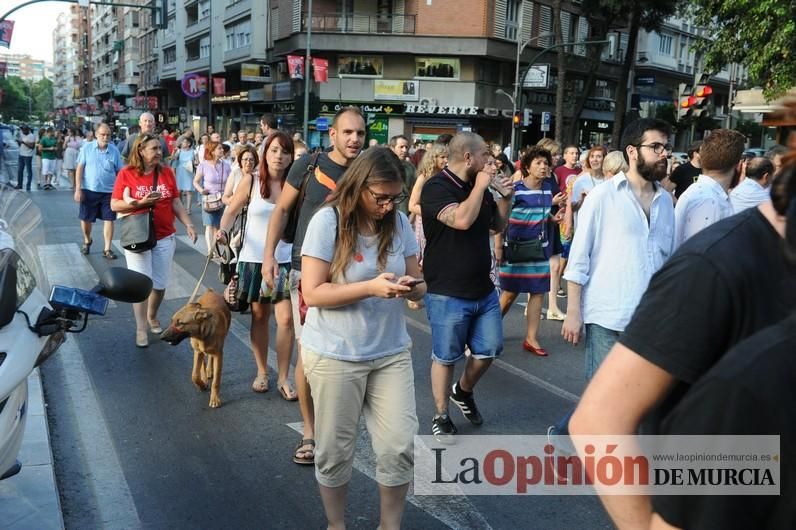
top-left (670, 141), bottom-right (702, 198)
top-left (570, 160), bottom-right (796, 527)
top-left (263, 106), bottom-right (365, 465)
top-left (420, 132), bottom-right (513, 441)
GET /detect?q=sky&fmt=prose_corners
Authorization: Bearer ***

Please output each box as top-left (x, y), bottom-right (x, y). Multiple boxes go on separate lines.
top-left (0, 1), bottom-right (67, 63)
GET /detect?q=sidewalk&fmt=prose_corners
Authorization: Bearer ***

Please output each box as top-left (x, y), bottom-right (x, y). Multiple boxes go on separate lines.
top-left (0, 369), bottom-right (64, 530)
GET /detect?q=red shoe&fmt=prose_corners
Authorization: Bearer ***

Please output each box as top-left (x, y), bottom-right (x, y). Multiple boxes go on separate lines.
top-left (523, 340), bottom-right (548, 356)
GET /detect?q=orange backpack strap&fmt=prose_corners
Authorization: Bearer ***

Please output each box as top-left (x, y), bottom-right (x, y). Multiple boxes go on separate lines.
top-left (314, 166), bottom-right (337, 192)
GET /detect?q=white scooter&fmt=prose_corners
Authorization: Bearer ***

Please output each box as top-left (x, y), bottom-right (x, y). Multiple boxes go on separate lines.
top-left (0, 185), bottom-right (152, 480)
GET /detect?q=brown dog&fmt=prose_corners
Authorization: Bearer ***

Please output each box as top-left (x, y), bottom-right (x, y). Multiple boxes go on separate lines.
top-left (160, 290), bottom-right (231, 408)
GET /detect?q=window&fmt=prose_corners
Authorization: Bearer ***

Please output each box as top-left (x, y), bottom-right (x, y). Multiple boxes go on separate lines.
top-left (199, 0), bottom-right (211, 20)
top-left (505, 0), bottom-right (520, 41)
top-left (163, 46), bottom-right (176, 65)
top-left (415, 57), bottom-right (460, 79)
top-left (658, 33), bottom-right (672, 56)
top-left (225, 18), bottom-right (251, 50)
top-left (199, 35), bottom-right (210, 58)
top-left (338, 55), bottom-right (383, 76)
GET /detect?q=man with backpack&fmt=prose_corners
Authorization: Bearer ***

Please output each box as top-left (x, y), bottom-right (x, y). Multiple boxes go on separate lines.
top-left (262, 106), bottom-right (366, 466)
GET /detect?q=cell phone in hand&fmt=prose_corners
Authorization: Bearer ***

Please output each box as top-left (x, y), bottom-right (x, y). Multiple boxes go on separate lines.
top-left (402, 279), bottom-right (425, 287)
top-left (149, 191), bottom-right (162, 199)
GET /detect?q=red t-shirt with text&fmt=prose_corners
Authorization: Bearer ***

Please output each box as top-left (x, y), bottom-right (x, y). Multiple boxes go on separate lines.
top-left (112, 165), bottom-right (179, 240)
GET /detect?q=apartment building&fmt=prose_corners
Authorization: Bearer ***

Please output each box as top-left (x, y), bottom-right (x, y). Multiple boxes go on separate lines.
top-left (52, 6), bottom-right (93, 113)
top-left (158, 0), bottom-right (269, 133)
top-left (0, 52), bottom-right (52, 82)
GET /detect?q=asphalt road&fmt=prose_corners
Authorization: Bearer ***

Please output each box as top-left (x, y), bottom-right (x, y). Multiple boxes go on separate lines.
top-left (31, 187), bottom-right (612, 529)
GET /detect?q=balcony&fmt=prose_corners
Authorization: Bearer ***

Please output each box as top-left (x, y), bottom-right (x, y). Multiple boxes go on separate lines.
top-left (303, 13), bottom-right (416, 35)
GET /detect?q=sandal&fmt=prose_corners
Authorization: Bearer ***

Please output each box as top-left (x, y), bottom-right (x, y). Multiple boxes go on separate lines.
top-left (293, 439), bottom-right (315, 465)
top-left (135, 330), bottom-right (149, 348)
top-left (103, 249), bottom-right (117, 260)
top-left (148, 319), bottom-right (163, 334)
top-left (251, 373), bottom-right (269, 393)
top-left (81, 238), bottom-right (92, 255)
top-left (277, 380), bottom-right (298, 401)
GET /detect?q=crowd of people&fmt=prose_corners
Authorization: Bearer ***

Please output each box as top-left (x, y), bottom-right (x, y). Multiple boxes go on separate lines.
top-left (34, 105), bottom-right (795, 529)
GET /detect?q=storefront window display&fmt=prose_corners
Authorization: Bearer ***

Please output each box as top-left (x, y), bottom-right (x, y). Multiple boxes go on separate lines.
top-left (338, 55), bottom-right (383, 77)
top-left (415, 58), bottom-right (460, 80)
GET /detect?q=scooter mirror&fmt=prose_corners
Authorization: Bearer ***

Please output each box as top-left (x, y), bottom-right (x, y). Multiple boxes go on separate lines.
top-left (96, 268), bottom-right (153, 304)
top-left (0, 259), bottom-right (17, 328)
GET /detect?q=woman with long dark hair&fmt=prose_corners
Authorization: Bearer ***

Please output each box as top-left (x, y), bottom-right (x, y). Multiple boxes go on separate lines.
top-left (300, 147), bottom-right (425, 529)
top-left (217, 133), bottom-right (297, 398)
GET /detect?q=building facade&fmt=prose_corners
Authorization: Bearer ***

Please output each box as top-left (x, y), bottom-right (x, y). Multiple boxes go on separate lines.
top-left (0, 52), bottom-right (52, 82)
top-left (52, 6), bottom-right (93, 116)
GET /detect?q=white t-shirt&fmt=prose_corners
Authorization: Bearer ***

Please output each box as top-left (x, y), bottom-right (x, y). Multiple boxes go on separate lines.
top-left (674, 174), bottom-right (733, 249)
top-left (18, 133), bottom-right (36, 157)
top-left (571, 173), bottom-right (605, 228)
top-left (300, 207), bottom-right (418, 362)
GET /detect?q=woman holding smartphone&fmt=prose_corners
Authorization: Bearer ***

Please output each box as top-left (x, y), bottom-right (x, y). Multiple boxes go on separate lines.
top-left (111, 133), bottom-right (197, 348)
top-left (300, 147), bottom-right (425, 530)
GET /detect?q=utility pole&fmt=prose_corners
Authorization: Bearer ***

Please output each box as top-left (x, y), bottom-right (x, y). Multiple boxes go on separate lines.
top-left (302, 0), bottom-right (313, 144)
top-left (207, 0), bottom-right (213, 132)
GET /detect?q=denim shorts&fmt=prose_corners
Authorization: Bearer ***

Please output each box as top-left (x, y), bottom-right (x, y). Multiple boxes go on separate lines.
top-left (424, 290), bottom-right (503, 365)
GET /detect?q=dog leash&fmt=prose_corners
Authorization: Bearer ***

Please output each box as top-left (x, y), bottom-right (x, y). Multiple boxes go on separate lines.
top-left (188, 253), bottom-right (214, 304)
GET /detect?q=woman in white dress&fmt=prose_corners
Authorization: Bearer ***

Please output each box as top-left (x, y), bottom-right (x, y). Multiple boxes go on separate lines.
top-left (62, 128), bottom-right (83, 188)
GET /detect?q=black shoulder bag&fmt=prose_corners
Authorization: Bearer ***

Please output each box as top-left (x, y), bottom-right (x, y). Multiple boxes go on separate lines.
top-left (282, 152), bottom-right (322, 244)
top-left (120, 166), bottom-right (159, 253)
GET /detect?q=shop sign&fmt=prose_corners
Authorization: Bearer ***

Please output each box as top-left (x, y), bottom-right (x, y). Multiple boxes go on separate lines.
top-left (367, 117), bottom-right (389, 145)
top-left (319, 102), bottom-right (405, 115)
top-left (275, 101), bottom-right (296, 113)
top-left (182, 73), bottom-right (207, 99)
top-left (404, 104), bottom-right (479, 115)
top-left (526, 92), bottom-right (615, 113)
top-left (634, 75), bottom-right (655, 85)
top-left (211, 91), bottom-right (249, 104)
top-left (374, 80), bottom-right (419, 101)
top-left (581, 120), bottom-right (613, 130)
top-left (241, 63), bottom-right (273, 83)
top-left (316, 117), bottom-right (329, 132)
top-left (274, 81), bottom-right (291, 101)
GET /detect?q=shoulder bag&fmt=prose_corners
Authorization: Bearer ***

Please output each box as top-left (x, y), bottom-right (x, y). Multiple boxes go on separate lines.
top-left (120, 167), bottom-right (159, 253)
top-left (282, 152), bottom-right (322, 244)
top-left (221, 174), bottom-right (256, 313)
top-left (503, 190), bottom-right (548, 263)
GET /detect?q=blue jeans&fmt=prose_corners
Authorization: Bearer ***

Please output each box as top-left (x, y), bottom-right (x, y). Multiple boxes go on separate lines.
top-left (425, 290), bottom-right (503, 365)
top-left (17, 156), bottom-right (33, 190)
top-left (584, 323), bottom-right (621, 379)
top-left (553, 323), bottom-right (620, 436)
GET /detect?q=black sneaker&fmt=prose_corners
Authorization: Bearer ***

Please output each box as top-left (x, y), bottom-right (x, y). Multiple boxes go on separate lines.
top-left (431, 413), bottom-right (457, 443)
top-left (450, 382), bottom-right (483, 425)
top-left (557, 288), bottom-right (566, 297)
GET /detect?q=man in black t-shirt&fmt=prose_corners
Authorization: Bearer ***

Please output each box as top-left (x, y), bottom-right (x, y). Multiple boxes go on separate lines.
top-left (263, 107), bottom-right (365, 466)
top-left (569, 162), bottom-right (796, 528)
top-left (649, 313), bottom-right (796, 530)
top-left (670, 141), bottom-right (702, 198)
top-left (420, 132), bottom-right (513, 441)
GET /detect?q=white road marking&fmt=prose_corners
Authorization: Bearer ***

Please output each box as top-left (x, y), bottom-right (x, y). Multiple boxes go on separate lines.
top-left (405, 316), bottom-right (579, 403)
top-left (285, 422), bottom-right (493, 530)
top-left (41, 247), bottom-right (141, 528)
top-left (111, 240), bottom-right (205, 300)
top-left (176, 235), bottom-right (207, 256)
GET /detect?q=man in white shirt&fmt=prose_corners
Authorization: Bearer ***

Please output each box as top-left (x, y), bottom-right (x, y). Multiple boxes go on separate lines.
top-left (561, 117), bottom-right (675, 402)
top-left (731, 157), bottom-right (773, 213)
top-left (16, 125), bottom-right (36, 191)
top-left (674, 129), bottom-right (745, 248)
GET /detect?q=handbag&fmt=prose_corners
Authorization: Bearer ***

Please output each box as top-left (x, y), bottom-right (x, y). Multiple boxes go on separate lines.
top-left (504, 237), bottom-right (546, 263)
top-left (202, 192), bottom-right (224, 212)
top-left (120, 167), bottom-right (159, 253)
top-left (219, 175), bottom-right (255, 313)
top-left (282, 152), bottom-right (321, 244)
top-left (297, 207), bottom-right (339, 325)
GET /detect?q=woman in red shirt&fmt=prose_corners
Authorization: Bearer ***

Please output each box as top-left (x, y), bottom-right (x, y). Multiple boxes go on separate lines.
top-left (111, 133), bottom-right (197, 348)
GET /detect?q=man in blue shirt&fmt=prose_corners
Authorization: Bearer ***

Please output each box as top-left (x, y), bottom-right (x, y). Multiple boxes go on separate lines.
top-left (74, 123), bottom-right (123, 259)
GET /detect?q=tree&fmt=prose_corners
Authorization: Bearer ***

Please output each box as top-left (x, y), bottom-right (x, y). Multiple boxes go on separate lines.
top-left (553, 0), bottom-right (567, 145)
top-left (0, 76), bottom-right (52, 122)
top-left (689, 0), bottom-right (796, 101)
top-left (580, 0), bottom-right (682, 147)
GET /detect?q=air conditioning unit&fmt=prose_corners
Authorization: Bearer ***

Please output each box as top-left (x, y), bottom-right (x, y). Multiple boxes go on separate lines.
top-left (419, 97), bottom-right (438, 107)
top-left (277, 62), bottom-right (288, 74)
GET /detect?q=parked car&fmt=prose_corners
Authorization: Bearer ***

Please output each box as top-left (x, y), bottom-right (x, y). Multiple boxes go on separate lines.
top-left (744, 148), bottom-right (766, 158)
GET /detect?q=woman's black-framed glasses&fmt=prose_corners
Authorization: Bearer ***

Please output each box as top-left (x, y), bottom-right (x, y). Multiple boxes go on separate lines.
top-left (637, 142), bottom-right (673, 155)
top-left (366, 187), bottom-right (407, 206)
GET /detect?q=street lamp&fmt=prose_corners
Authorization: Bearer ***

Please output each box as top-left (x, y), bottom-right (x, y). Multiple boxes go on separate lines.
top-left (510, 29), bottom-right (555, 159)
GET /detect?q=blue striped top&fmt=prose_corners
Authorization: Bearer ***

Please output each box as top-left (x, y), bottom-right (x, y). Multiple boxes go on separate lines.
top-left (506, 179), bottom-right (555, 245)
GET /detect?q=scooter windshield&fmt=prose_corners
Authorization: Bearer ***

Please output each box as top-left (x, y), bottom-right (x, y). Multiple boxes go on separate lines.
top-left (0, 185), bottom-right (46, 300)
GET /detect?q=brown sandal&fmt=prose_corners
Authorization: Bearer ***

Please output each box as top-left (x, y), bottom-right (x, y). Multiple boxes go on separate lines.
top-left (277, 380), bottom-right (298, 401)
top-left (293, 439), bottom-right (315, 465)
top-left (251, 374), bottom-right (269, 393)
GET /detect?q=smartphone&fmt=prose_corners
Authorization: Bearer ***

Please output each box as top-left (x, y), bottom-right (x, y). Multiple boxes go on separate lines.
top-left (149, 191), bottom-right (162, 199)
top-left (49, 285), bottom-right (109, 315)
top-left (402, 279), bottom-right (425, 287)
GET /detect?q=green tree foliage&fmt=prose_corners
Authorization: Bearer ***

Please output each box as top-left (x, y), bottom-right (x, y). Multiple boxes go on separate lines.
top-left (0, 76), bottom-right (53, 122)
top-left (689, 0), bottom-right (796, 100)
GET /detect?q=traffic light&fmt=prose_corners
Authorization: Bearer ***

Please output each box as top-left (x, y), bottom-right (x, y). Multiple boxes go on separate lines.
top-left (513, 111), bottom-right (521, 128)
top-left (691, 85), bottom-right (713, 118)
top-left (676, 83), bottom-right (693, 120)
top-left (522, 108), bottom-right (532, 127)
